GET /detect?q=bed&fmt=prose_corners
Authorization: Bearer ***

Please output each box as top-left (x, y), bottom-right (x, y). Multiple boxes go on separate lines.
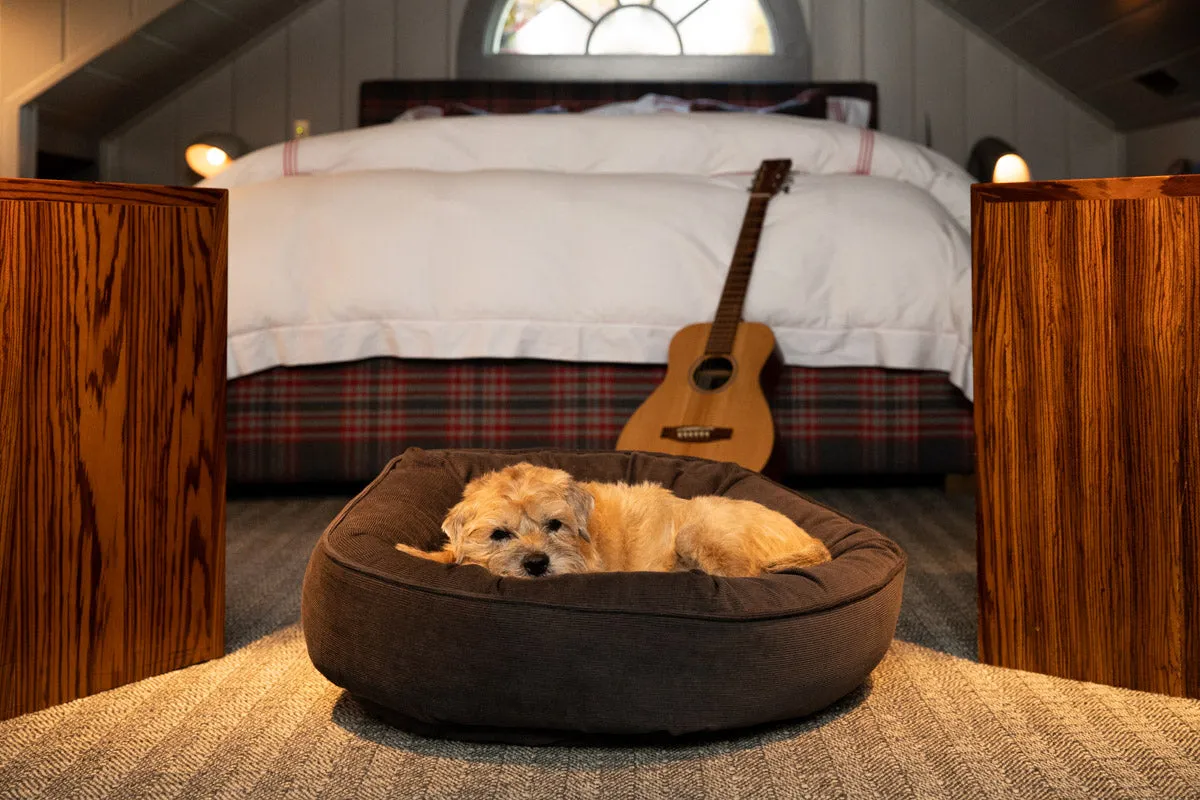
top-left (215, 79), bottom-right (975, 487)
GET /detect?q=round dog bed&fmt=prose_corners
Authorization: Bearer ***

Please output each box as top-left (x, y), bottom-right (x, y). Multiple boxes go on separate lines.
top-left (301, 447), bottom-right (906, 745)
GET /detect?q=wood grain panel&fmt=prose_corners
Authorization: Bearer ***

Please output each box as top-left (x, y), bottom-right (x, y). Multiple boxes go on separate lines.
top-left (974, 174), bottom-right (1200, 698)
top-left (0, 179), bottom-right (227, 721)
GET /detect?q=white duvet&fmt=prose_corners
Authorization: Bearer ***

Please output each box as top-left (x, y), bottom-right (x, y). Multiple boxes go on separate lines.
top-left (211, 113), bottom-right (975, 400)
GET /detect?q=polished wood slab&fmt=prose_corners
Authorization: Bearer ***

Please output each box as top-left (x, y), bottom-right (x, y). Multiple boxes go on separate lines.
top-left (0, 178), bottom-right (228, 720)
top-left (973, 174), bottom-right (1200, 698)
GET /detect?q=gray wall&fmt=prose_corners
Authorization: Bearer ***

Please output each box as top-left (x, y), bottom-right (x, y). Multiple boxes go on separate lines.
top-left (0, 0), bottom-right (180, 176)
top-left (1125, 116), bottom-right (1200, 177)
top-left (103, 0), bottom-right (1125, 186)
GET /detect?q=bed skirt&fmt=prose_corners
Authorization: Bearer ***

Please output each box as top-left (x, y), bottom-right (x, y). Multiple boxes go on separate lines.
top-left (227, 358), bottom-right (974, 486)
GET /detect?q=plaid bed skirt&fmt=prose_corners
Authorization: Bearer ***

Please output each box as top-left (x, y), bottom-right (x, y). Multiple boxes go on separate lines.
top-left (227, 358), bottom-right (975, 486)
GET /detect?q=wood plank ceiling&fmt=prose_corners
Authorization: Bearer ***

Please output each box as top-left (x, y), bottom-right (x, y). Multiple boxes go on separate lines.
top-left (34, 0), bottom-right (309, 142)
top-left (33, 0), bottom-right (1200, 149)
top-left (942, 0), bottom-right (1200, 130)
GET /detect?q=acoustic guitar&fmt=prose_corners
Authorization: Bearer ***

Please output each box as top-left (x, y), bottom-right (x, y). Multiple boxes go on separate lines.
top-left (616, 158), bottom-right (793, 472)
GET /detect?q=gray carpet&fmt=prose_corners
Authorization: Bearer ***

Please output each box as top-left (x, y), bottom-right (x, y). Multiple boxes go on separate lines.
top-left (2, 488), bottom-right (1199, 799)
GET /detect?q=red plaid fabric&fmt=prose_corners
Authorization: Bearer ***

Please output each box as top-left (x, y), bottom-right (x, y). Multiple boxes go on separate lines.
top-left (358, 79), bottom-right (879, 129)
top-left (227, 359), bottom-right (973, 485)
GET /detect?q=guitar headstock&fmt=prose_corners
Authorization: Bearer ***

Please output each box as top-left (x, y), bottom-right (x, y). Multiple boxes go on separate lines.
top-left (750, 158), bottom-right (794, 197)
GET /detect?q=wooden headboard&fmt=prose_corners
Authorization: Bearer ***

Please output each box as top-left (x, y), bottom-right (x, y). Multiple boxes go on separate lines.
top-left (358, 79), bottom-right (879, 130)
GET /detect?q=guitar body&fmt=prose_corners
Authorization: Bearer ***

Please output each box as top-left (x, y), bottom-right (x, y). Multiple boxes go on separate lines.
top-left (616, 322), bottom-right (777, 471)
top-left (616, 158), bottom-right (793, 473)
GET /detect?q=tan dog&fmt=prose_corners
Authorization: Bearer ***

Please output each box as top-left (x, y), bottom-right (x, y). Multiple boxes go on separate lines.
top-left (395, 463), bottom-right (831, 578)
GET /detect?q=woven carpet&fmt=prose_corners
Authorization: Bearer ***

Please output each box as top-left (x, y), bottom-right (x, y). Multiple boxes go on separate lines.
top-left (2, 488), bottom-right (1198, 799)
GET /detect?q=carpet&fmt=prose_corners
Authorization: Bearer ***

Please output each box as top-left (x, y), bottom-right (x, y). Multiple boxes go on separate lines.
top-left (1, 488), bottom-right (1198, 799)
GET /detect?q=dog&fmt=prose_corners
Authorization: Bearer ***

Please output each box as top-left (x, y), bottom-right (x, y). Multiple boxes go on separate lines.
top-left (395, 463), bottom-right (832, 578)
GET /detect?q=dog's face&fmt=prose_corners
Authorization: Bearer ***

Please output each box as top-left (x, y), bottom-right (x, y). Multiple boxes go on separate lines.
top-left (440, 464), bottom-right (595, 578)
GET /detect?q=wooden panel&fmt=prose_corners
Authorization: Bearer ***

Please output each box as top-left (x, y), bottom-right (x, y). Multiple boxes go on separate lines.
top-left (134, 0), bottom-right (180, 24)
top-left (914, 0), bottom-right (966, 163)
top-left (118, 100), bottom-right (181, 187)
top-left (991, 0), bottom-right (1161, 65)
top-left (65, 0), bottom-right (130, 59)
top-left (233, 27), bottom-right (288, 152)
top-left (863, 0), bottom-right (914, 141)
top-left (1016, 66), bottom-right (1067, 181)
top-left (1, 0), bottom-right (64, 97)
top-left (964, 28), bottom-right (1017, 152)
top-left (1066, 105), bottom-right (1120, 179)
top-left (288, 0), bottom-right (343, 135)
top-left (175, 65), bottom-right (234, 185)
top-left (808, 0), bottom-right (863, 81)
top-left (974, 173), bottom-right (1200, 699)
top-left (448, 0), bottom-right (470, 77)
top-left (395, 0), bottom-right (451, 79)
top-left (1043, 0), bottom-right (1200, 93)
top-left (1126, 116), bottom-right (1200, 177)
top-left (0, 179), bottom-right (227, 721)
top-left (343, 0), bottom-right (396, 129)
top-left (942, 0), bottom-right (1038, 32)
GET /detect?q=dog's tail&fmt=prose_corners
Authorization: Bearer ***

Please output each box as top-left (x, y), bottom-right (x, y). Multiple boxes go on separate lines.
top-left (763, 540), bottom-right (832, 573)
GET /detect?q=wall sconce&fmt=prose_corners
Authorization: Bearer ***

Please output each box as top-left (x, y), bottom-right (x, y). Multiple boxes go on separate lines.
top-left (185, 133), bottom-right (247, 179)
top-left (967, 137), bottom-right (1031, 184)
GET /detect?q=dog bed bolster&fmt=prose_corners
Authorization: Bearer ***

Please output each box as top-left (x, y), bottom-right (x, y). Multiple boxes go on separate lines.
top-left (301, 447), bottom-right (906, 743)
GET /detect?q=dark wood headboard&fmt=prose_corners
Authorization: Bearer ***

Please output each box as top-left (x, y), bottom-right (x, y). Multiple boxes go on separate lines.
top-left (359, 79), bottom-right (879, 130)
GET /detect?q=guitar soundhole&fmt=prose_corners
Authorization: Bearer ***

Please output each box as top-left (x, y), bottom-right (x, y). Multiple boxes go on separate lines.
top-left (692, 356), bottom-right (735, 391)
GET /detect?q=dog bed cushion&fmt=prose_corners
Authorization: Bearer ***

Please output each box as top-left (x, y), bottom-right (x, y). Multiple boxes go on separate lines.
top-left (301, 447), bottom-right (907, 744)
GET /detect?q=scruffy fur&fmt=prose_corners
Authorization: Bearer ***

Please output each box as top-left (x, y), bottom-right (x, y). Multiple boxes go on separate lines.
top-left (395, 463), bottom-right (832, 578)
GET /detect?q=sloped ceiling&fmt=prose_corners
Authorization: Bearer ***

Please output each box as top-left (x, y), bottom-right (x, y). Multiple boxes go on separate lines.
top-left (34, 0), bottom-right (309, 143)
top-left (943, 0), bottom-right (1200, 131)
top-left (32, 0), bottom-right (1200, 151)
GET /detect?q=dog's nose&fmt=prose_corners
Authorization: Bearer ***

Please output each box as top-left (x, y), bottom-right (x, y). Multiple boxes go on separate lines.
top-left (522, 553), bottom-right (550, 576)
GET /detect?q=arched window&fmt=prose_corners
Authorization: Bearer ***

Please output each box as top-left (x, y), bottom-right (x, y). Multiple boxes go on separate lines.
top-left (458, 0), bottom-right (810, 81)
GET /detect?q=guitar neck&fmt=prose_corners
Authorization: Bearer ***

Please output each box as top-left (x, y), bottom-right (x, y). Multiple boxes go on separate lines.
top-left (704, 191), bottom-right (773, 356)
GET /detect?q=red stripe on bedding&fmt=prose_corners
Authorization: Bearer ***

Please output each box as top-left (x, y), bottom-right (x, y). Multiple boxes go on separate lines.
top-left (856, 130), bottom-right (875, 175)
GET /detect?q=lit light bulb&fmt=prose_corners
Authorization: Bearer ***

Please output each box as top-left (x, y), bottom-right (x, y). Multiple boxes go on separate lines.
top-left (993, 153), bottom-right (1031, 183)
top-left (205, 147), bottom-right (228, 166)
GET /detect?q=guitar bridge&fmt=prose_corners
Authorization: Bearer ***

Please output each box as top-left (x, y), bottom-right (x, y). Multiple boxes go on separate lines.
top-left (661, 426), bottom-right (733, 443)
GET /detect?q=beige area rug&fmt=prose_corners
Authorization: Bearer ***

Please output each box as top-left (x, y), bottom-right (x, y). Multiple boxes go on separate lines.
top-left (2, 489), bottom-right (1199, 800)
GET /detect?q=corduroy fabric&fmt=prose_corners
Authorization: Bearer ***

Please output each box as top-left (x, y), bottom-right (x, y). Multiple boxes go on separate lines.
top-left (300, 448), bottom-right (906, 744)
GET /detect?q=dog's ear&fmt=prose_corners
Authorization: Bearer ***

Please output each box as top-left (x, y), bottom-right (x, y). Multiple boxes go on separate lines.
top-left (440, 503), bottom-right (469, 564)
top-left (565, 481), bottom-right (594, 542)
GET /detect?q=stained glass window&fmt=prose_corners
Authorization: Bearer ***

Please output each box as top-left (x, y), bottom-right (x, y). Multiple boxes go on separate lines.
top-left (493, 0), bottom-right (775, 56)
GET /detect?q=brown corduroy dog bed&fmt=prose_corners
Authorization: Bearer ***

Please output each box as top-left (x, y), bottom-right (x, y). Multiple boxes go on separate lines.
top-left (300, 447), bottom-right (906, 745)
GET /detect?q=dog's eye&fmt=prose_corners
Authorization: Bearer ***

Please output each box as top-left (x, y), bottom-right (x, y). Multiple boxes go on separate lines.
top-left (490, 528), bottom-right (513, 541)
top-left (545, 519), bottom-right (563, 532)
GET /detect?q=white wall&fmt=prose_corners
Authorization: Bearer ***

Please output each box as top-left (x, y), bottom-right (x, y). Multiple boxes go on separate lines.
top-left (1125, 116), bottom-right (1200, 177)
top-left (0, 0), bottom-right (180, 177)
top-left (104, 0), bottom-right (1124, 185)
top-left (803, 0), bottom-right (1121, 181)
